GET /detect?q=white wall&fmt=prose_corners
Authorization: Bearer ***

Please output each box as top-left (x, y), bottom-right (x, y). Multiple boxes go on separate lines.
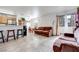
top-left (29, 8), bottom-right (77, 35)
top-left (0, 9), bottom-right (16, 15)
top-left (30, 14), bottom-right (56, 35)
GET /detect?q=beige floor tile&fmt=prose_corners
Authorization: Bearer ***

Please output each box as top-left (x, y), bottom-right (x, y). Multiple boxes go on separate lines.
top-left (0, 32), bottom-right (57, 52)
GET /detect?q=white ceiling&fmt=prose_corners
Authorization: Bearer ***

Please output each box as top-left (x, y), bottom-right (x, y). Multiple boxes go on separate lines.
top-left (0, 6), bottom-right (77, 18)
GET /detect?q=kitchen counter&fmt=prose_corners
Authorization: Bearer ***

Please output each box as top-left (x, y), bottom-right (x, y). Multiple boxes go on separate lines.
top-left (0, 25), bottom-right (23, 39)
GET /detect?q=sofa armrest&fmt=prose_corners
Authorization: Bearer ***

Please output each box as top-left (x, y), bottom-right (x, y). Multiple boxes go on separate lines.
top-left (53, 45), bottom-right (61, 52)
top-left (64, 33), bottom-right (74, 38)
top-left (49, 30), bottom-right (53, 36)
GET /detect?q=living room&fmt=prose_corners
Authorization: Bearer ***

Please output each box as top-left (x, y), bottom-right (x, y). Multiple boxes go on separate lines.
top-left (0, 6), bottom-right (78, 52)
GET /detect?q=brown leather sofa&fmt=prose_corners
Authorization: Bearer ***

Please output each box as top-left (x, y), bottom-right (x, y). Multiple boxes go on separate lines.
top-left (53, 44), bottom-right (79, 52)
top-left (53, 33), bottom-right (79, 52)
top-left (34, 27), bottom-right (53, 37)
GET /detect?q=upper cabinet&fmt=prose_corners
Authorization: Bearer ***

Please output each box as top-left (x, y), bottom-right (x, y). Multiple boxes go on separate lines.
top-left (7, 16), bottom-right (17, 25)
top-left (0, 16), bottom-right (7, 24)
top-left (0, 15), bottom-right (17, 25)
top-left (0, 12), bottom-right (17, 25)
top-left (2, 16), bottom-right (7, 24)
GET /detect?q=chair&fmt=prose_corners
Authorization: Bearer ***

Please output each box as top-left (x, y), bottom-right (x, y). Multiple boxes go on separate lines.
top-left (0, 31), bottom-right (4, 43)
top-left (17, 29), bottom-right (23, 39)
top-left (7, 30), bottom-right (16, 42)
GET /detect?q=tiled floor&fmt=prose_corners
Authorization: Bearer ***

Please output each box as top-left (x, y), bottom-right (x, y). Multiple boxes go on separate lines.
top-left (0, 32), bottom-right (57, 52)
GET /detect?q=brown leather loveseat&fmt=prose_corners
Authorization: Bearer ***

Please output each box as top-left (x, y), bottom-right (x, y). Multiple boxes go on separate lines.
top-left (34, 27), bottom-right (53, 37)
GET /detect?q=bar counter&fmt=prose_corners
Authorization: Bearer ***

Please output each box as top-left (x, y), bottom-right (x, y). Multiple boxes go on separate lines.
top-left (0, 25), bottom-right (23, 40)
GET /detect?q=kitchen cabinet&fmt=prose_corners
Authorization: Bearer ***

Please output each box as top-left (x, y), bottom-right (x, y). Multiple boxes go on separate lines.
top-left (2, 16), bottom-right (7, 24)
top-left (0, 16), bottom-right (17, 25)
top-left (7, 16), bottom-right (17, 25)
top-left (0, 16), bottom-right (7, 24)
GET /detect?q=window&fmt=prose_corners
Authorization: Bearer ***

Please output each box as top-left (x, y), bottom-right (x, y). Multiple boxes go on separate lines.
top-left (59, 15), bottom-right (65, 27)
top-left (59, 14), bottom-right (75, 27)
top-left (67, 15), bottom-right (75, 27)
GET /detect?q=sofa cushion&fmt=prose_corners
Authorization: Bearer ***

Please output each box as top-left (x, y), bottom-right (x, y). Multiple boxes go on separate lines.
top-left (64, 33), bottom-right (74, 38)
top-left (35, 30), bottom-right (49, 34)
top-left (38, 27), bottom-right (52, 30)
top-left (61, 44), bottom-right (79, 52)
